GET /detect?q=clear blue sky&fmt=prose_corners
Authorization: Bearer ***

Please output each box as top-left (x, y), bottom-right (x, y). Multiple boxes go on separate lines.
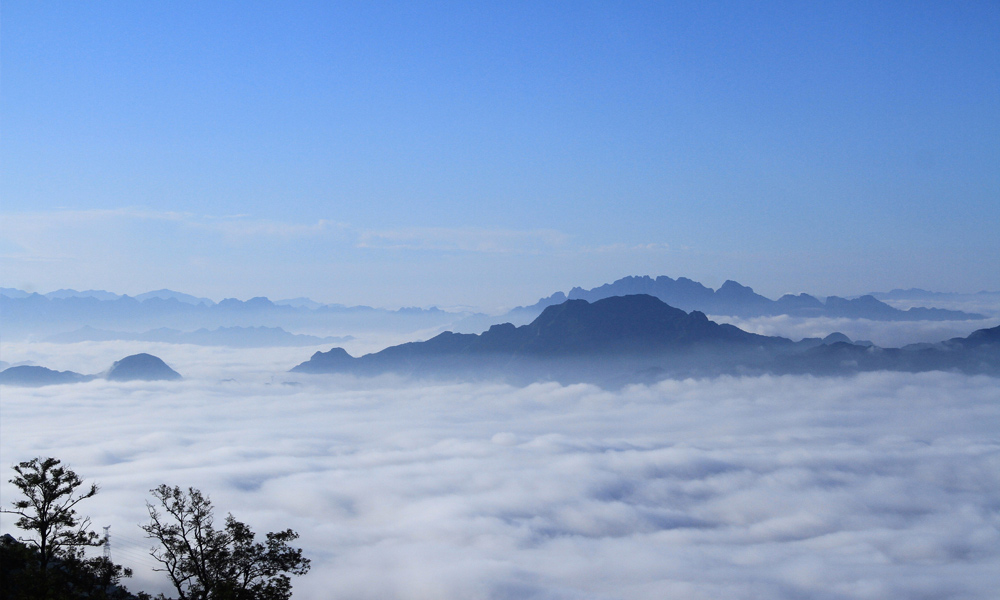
top-left (2, 1), bottom-right (997, 308)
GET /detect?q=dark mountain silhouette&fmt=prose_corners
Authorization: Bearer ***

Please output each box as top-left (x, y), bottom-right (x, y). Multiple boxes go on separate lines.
top-left (0, 353), bottom-right (182, 386)
top-left (105, 353), bottom-right (182, 381)
top-left (295, 295), bottom-right (782, 375)
top-left (292, 295), bottom-right (1000, 385)
top-left (510, 276), bottom-right (985, 321)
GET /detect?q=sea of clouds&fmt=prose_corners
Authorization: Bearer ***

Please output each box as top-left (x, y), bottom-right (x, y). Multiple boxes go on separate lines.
top-left (1, 342), bottom-right (999, 600)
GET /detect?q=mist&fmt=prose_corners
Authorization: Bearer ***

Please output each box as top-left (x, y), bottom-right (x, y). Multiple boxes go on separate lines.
top-left (2, 344), bottom-right (997, 599)
top-left (710, 314), bottom-right (1000, 348)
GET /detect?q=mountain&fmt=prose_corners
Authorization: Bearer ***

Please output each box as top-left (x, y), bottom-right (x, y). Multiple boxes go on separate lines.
top-left (295, 295), bottom-right (778, 373)
top-left (133, 289), bottom-right (216, 306)
top-left (291, 295), bottom-right (1000, 385)
top-left (274, 297), bottom-right (326, 309)
top-left (0, 366), bottom-right (93, 387)
top-left (864, 288), bottom-right (1000, 319)
top-left (291, 295), bottom-right (784, 383)
top-left (0, 353), bottom-right (182, 386)
top-left (783, 324), bottom-right (1000, 375)
top-left (44, 325), bottom-right (352, 347)
top-left (0, 289), bottom-right (473, 341)
top-left (868, 288), bottom-right (1000, 301)
top-left (509, 276), bottom-right (985, 321)
top-left (105, 353), bottom-right (182, 381)
top-left (43, 288), bottom-right (122, 301)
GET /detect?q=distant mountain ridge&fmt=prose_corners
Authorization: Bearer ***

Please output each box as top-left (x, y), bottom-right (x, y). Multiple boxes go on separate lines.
top-left (291, 295), bottom-right (1000, 384)
top-left (2, 277), bottom-right (989, 344)
top-left (133, 289), bottom-right (216, 305)
top-left (44, 326), bottom-right (353, 347)
top-left (0, 287), bottom-right (214, 304)
top-left (0, 289), bottom-right (469, 341)
top-left (868, 288), bottom-right (1000, 301)
top-left (511, 276), bottom-right (985, 321)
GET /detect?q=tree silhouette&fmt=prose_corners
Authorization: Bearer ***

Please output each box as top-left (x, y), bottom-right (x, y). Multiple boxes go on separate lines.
top-left (2, 457), bottom-right (101, 571)
top-left (2, 457), bottom-right (137, 599)
top-left (143, 485), bottom-right (310, 600)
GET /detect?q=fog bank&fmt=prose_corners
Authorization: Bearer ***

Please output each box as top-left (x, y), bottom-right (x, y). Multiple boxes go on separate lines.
top-left (1, 346), bottom-right (998, 599)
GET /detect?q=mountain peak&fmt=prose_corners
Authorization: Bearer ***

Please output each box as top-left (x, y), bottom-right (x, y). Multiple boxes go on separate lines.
top-left (717, 280), bottom-right (755, 295)
top-left (135, 289), bottom-right (216, 305)
top-left (105, 353), bottom-right (182, 381)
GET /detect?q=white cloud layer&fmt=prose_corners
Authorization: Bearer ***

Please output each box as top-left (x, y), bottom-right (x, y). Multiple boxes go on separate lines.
top-left (1, 344), bottom-right (998, 599)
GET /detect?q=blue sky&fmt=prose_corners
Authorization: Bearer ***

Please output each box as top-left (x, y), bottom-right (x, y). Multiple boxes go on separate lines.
top-left (2, 1), bottom-right (997, 308)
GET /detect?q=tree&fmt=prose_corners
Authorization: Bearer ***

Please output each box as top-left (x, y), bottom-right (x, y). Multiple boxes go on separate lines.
top-left (2, 457), bottom-right (138, 600)
top-left (142, 485), bottom-right (310, 600)
top-left (2, 457), bottom-right (101, 571)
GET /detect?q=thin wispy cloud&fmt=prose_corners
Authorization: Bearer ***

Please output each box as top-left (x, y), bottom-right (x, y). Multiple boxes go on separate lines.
top-left (582, 242), bottom-right (673, 254)
top-left (202, 217), bottom-right (351, 243)
top-left (0, 209), bottom-right (573, 256)
top-left (357, 227), bottom-right (570, 254)
top-left (0, 209), bottom-right (345, 247)
top-left (0, 210), bottom-right (585, 304)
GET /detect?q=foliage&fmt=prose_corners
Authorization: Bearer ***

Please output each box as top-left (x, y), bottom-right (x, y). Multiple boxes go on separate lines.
top-left (1, 535), bottom-right (138, 600)
top-left (1, 457), bottom-right (138, 600)
top-left (3, 457), bottom-right (101, 571)
top-left (142, 485), bottom-right (310, 600)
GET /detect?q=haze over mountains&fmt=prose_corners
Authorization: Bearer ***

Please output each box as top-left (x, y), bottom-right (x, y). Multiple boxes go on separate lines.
top-left (44, 325), bottom-right (352, 348)
top-left (0, 287), bottom-right (460, 342)
top-left (1, 275), bottom-right (990, 346)
top-left (3, 280), bottom-right (998, 596)
top-left (292, 295), bottom-right (1000, 385)
top-left (5, 284), bottom-right (997, 388)
top-left (512, 275), bottom-right (987, 321)
top-left (6, 294), bottom-right (996, 388)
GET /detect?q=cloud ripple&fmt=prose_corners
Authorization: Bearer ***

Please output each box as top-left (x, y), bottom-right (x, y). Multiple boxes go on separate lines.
top-left (1, 351), bottom-right (997, 599)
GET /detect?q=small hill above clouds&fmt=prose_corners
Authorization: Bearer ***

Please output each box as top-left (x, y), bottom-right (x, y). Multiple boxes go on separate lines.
top-left (105, 353), bottom-right (182, 381)
top-left (0, 353), bottom-right (183, 386)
